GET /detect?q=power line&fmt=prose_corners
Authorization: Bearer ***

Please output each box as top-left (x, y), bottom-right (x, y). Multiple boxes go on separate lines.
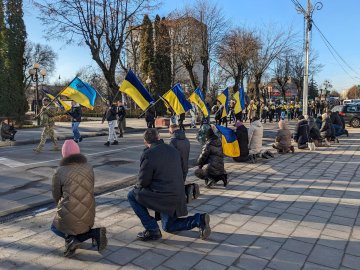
top-left (312, 21), bottom-right (360, 79)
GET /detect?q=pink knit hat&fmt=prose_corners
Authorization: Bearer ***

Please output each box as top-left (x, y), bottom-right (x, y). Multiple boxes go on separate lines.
top-left (62, 140), bottom-right (80, 158)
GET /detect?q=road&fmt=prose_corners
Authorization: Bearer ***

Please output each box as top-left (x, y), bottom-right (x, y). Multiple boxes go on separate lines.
top-left (0, 122), bottom-right (279, 220)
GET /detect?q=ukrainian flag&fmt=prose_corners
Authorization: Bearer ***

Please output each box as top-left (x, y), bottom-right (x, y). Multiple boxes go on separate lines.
top-left (162, 83), bottom-right (192, 115)
top-left (216, 125), bottom-right (240, 157)
top-left (217, 88), bottom-right (229, 118)
top-left (42, 88), bottom-right (71, 111)
top-left (234, 87), bottom-right (246, 114)
top-left (189, 87), bottom-right (210, 117)
top-left (61, 77), bottom-right (97, 109)
top-left (120, 69), bottom-right (154, 111)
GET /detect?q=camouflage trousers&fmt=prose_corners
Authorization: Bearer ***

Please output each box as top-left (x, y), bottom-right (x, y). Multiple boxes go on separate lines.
top-left (35, 125), bottom-right (58, 151)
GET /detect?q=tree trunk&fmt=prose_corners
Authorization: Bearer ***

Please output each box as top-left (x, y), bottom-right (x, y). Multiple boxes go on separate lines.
top-left (201, 57), bottom-right (209, 95)
top-left (185, 64), bottom-right (197, 89)
top-left (255, 74), bottom-right (261, 115)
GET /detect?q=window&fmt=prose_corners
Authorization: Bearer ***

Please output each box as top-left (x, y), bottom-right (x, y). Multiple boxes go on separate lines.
top-left (346, 106), bottom-right (359, 113)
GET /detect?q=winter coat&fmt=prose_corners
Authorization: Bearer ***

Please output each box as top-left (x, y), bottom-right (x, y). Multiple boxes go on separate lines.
top-left (293, 119), bottom-right (309, 145)
top-left (308, 117), bottom-right (321, 141)
top-left (248, 120), bottom-right (263, 154)
top-left (133, 140), bottom-right (187, 217)
top-left (145, 107), bottom-right (156, 122)
top-left (234, 125), bottom-right (249, 158)
top-left (68, 105), bottom-right (82, 122)
top-left (170, 129), bottom-right (190, 181)
top-left (116, 105), bottom-right (126, 121)
top-left (330, 112), bottom-right (343, 127)
top-left (52, 154), bottom-right (95, 236)
top-left (275, 129), bottom-right (292, 150)
top-left (102, 105), bottom-right (117, 122)
top-left (197, 130), bottom-right (226, 177)
top-left (320, 118), bottom-right (333, 138)
top-left (1, 123), bottom-right (15, 139)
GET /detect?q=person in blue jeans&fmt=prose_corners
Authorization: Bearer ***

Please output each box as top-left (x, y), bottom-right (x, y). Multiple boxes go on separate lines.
top-left (68, 101), bottom-right (82, 143)
top-left (128, 128), bottom-right (211, 241)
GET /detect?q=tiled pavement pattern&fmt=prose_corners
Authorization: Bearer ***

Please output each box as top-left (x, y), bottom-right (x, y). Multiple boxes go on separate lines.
top-left (1, 131), bottom-right (360, 270)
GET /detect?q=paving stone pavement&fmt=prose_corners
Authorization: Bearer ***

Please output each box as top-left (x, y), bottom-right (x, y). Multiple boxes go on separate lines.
top-left (0, 129), bottom-right (360, 270)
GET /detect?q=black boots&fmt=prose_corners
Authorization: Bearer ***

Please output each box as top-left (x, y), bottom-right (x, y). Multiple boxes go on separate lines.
top-left (199, 213), bottom-right (211, 240)
top-left (137, 229), bottom-right (162, 241)
top-left (92, 227), bottom-right (108, 252)
top-left (111, 140), bottom-right (119, 145)
top-left (185, 184), bottom-right (201, 203)
top-left (104, 141), bottom-right (110, 146)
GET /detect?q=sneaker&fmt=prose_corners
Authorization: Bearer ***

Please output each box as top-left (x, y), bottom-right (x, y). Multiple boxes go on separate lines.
top-left (79, 137), bottom-right (83, 142)
top-left (193, 184), bottom-right (200, 199)
top-left (93, 227), bottom-right (107, 252)
top-left (199, 213), bottom-right (211, 240)
top-left (73, 139), bottom-right (79, 143)
top-left (111, 140), bottom-right (119, 145)
top-left (136, 229), bottom-right (162, 241)
top-left (104, 141), bottom-right (110, 146)
top-left (64, 236), bottom-right (81, 257)
top-left (248, 154), bottom-right (256, 163)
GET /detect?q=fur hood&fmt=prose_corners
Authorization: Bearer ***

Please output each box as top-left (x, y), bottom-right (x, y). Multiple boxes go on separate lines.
top-left (60, 153), bottom-right (87, 166)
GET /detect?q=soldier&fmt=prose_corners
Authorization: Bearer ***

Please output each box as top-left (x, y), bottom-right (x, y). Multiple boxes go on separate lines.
top-left (33, 97), bottom-right (59, 153)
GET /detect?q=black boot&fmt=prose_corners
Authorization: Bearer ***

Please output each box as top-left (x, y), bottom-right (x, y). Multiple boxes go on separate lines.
top-left (137, 229), bottom-right (162, 241)
top-left (193, 183), bottom-right (200, 199)
top-left (199, 213), bottom-right (211, 240)
top-left (222, 174), bottom-right (228, 187)
top-left (93, 227), bottom-right (107, 252)
top-left (111, 140), bottom-right (119, 145)
top-left (185, 184), bottom-right (194, 204)
top-left (104, 141), bottom-right (110, 146)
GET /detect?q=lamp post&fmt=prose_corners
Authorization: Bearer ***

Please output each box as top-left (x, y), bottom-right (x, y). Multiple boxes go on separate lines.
top-left (29, 63), bottom-right (47, 126)
top-left (146, 76), bottom-right (152, 94)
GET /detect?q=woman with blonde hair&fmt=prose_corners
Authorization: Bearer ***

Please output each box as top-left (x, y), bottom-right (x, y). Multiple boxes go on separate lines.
top-left (272, 120), bottom-right (295, 153)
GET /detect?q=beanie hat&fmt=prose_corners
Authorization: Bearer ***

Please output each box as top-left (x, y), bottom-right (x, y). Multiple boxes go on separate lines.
top-left (62, 140), bottom-right (80, 158)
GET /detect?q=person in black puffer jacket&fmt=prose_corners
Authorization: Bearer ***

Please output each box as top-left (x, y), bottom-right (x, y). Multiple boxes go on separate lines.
top-left (102, 100), bottom-right (118, 146)
top-left (195, 127), bottom-right (227, 187)
top-left (233, 120), bottom-right (250, 162)
top-left (293, 115), bottom-right (310, 149)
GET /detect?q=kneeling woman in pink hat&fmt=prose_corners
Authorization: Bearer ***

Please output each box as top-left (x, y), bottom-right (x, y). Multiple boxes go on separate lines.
top-left (51, 140), bottom-right (107, 257)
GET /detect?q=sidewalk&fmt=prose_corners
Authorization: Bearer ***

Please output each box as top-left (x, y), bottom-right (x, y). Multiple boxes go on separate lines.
top-left (0, 118), bottom-right (160, 148)
top-left (0, 129), bottom-right (359, 269)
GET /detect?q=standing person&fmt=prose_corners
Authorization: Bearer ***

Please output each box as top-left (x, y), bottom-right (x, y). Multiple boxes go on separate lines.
top-left (228, 99), bottom-right (236, 124)
top-left (233, 120), bottom-right (251, 163)
top-left (247, 100), bottom-right (257, 123)
top-left (145, 107), bottom-right (156, 128)
top-left (169, 124), bottom-right (200, 203)
top-left (275, 103), bottom-right (282, 122)
top-left (33, 98), bottom-right (59, 153)
top-left (272, 120), bottom-right (295, 153)
top-left (189, 103), bottom-right (197, 128)
top-left (243, 103), bottom-right (248, 122)
top-left (102, 100), bottom-right (118, 146)
top-left (68, 101), bottom-right (82, 143)
top-left (116, 100), bottom-right (126, 138)
top-left (261, 103), bottom-right (268, 124)
top-left (51, 140), bottom-right (107, 257)
top-left (269, 102), bottom-right (275, 123)
top-left (214, 101), bottom-right (222, 125)
top-left (1, 119), bottom-right (17, 141)
top-left (178, 112), bottom-right (186, 131)
top-left (293, 115), bottom-right (310, 149)
top-left (197, 119), bottom-right (212, 145)
top-left (127, 129), bottom-right (211, 241)
top-left (195, 127), bottom-right (227, 187)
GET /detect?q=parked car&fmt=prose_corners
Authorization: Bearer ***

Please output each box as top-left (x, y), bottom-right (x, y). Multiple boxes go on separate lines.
top-left (331, 104), bottom-right (360, 128)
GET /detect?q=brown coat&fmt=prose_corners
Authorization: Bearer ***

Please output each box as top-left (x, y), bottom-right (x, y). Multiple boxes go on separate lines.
top-left (52, 154), bottom-right (95, 235)
top-left (275, 129), bottom-right (292, 151)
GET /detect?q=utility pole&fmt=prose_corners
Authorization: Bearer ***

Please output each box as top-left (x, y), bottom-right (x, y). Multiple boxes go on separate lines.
top-left (294, 0), bottom-right (322, 116)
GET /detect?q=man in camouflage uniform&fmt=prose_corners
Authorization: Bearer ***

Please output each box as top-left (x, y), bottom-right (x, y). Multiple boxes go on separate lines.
top-left (33, 97), bottom-right (59, 153)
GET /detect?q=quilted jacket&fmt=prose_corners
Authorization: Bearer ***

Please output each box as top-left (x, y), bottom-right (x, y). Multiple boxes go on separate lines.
top-left (52, 154), bottom-right (95, 235)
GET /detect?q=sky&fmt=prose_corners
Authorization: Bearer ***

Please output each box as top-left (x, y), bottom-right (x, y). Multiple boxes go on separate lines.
top-left (23, 0), bottom-right (360, 93)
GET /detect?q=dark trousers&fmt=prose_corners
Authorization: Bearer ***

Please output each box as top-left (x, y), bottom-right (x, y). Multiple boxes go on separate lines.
top-left (117, 119), bottom-right (125, 136)
top-left (51, 224), bottom-right (95, 242)
top-left (146, 121), bottom-right (155, 128)
top-left (127, 190), bottom-right (201, 232)
top-left (178, 119), bottom-right (185, 131)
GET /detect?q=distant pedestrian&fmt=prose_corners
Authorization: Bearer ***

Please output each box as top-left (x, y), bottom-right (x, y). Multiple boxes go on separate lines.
top-left (102, 100), bottom-right (118, 146)
top-left (178, 112), bottom-right (186, 131)
top-left (1, 119), bottom-right (17, 141)
top-left (189, 103), bottom-right (197, 128)
top-left (116, 100), bottom-right (126, 138)
top-left (68, 101), bottom-right (82, 143)
top-left (127, 129), bottom-right (211, 241)
top-left (145, 107), bottom-right (156, 128)
top-left (33, 97), bottom-right (59, 153)
top-left (196, 119), bottom-right (211, 145)
top-left (51, 140), bottom-right (107, 257)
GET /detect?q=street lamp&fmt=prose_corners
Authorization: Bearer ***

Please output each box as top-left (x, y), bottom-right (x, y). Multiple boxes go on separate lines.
top-left (29, 63), bottom-right (47, 125)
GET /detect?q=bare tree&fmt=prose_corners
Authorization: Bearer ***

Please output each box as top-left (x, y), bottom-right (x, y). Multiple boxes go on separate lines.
top-left (273, 53), bottom-right (291, 99)
top-left (217, 28), bottom-right (259, 93)
top-left (249, 26), bottom-right (294, 104)
top-left (24, 42), bottom-right (57, 92)
top-left (34, 0), bottom-right (157, 97)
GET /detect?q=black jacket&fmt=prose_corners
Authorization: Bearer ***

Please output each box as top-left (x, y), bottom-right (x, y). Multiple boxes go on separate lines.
top-left (170, 130), bottom-right (190, 181)
top-left (197, 129), bottom-right (226, 177)
top-left (293, 119), bottom-right (309, 145)
top-left (145, 107), bottom-right (156, 122)
top-left (133, 140), bottom-right (187, 217)
top-left (234, 125), bottom-right (249, 158)
top-left (116, 105), bottom-right (126, 121)
top-left (102, 105), bottom-right (117, 122)
top-left (330, 112), bottom-right (343, 127)
top-left (68, 106), bottom-right (82, 122)
top-left (1, 123), bottom-right (15, 139)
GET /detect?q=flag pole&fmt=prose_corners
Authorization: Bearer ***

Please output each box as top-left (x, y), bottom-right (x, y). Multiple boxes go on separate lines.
top-left (137, 97), bottom-right (163, 118)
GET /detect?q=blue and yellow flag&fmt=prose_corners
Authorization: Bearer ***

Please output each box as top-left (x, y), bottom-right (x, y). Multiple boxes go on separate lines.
top-left (162, 83), bottom-right (192, 115)
top-left (120, 69), bottom-right (154, 111)
top-left (61, 77), bottom-right (97, 109)
top-left (42, 88), bottom-right (71, 111)
top-left (234, 87), bottom-right (246, 114)
top-left (216, 125), bottom-right (240, 157)
top-left (217, 88), bottom-right (229, 118)
top-left (189, 87), bottom-right (210, 117)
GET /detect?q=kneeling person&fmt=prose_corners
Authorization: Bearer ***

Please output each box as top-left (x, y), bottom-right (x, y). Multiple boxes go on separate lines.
top-left (128, 129), bottom-right (211, 241)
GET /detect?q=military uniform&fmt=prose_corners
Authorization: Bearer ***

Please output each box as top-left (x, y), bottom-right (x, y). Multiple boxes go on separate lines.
top-left (34, 104), bottom-right (59, 152)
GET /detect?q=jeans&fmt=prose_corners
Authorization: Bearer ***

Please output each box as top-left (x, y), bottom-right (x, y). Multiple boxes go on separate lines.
top-left (72, 122), bottom-right (81, 141)
top-left (107, 120), bottom-right (118, 142)
top-left (333, 124), bottom-right (344, 137)
top-left (127, 190), bottom-right (201, 232)
top-left (51, 224), bottom-right (95, 242)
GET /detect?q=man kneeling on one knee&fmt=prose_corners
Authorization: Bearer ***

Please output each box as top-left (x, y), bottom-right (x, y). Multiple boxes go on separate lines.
top-left (128, 128), bottom-right (211, 241)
